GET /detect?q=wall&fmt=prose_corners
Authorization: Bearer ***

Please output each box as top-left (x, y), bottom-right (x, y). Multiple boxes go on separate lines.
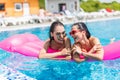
top-left (0, 0), bottom-right (39, 17)
top-left (45, 0), bottom-right (79, 13)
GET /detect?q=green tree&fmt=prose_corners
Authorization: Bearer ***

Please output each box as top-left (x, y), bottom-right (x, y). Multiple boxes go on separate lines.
top-left (80, 0), bottom-right (120, 12)
top-left (38, 0), bottom-right (45, 9)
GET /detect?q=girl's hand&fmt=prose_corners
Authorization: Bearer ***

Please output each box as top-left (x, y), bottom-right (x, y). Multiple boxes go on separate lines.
top-left (72, 45), bottom-right (82, 55)
top-left (61, 48), bottom-right (70, 56)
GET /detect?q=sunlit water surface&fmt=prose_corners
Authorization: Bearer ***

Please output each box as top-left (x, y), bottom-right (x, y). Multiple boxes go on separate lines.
top-left (0, 19), bottom-right (120, 80)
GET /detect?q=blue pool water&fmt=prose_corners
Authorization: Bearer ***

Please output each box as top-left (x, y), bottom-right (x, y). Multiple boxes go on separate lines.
top-left (0, 19), bottom-right (120, 80)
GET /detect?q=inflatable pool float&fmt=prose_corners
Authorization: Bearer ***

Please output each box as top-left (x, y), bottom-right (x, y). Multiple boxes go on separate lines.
top-left (103, 41), bottom-right (120, 60)
top-left (0, 33), bottom-right (44, 57)
top-left (0, 33), bottom-right (120, 60)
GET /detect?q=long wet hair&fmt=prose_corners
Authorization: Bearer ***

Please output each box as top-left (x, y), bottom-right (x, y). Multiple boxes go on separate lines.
top-left (72, 22), bottom-right (91, 39)
top-left (49, 21), bottom-right (64, 44)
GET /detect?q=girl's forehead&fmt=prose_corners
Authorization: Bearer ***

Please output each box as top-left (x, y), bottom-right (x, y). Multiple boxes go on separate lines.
top-left (54, 25), bottom-right (64, 31)
top-left (72, 25), bottom-right (79, 30)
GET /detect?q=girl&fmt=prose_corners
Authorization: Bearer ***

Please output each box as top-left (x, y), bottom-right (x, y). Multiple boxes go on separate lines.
top-left (39, 21), bottom-right (71, 60)
top-left (70, 22), bottom-right (104, 62)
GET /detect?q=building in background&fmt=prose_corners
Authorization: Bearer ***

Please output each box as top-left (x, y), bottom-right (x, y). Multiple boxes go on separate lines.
top-left (45, 0), bottom-right (80, 13)
top-left (0, 0), bottom-right (39, 17)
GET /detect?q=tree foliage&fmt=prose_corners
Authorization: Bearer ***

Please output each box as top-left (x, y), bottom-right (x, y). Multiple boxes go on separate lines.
top-left (80, 0), bottom-right (120, 12)
top-left (38, 0), bottom-right (45, 9)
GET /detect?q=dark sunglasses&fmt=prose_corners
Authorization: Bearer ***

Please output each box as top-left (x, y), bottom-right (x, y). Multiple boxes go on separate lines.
top-left (69, 30), bottom-right (80, 35)
top-left (56, 31), bottom-right (66, 36)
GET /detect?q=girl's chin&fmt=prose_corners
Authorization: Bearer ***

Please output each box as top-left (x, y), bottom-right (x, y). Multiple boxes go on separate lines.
top-left (58, 41), bottom-right (64, 44)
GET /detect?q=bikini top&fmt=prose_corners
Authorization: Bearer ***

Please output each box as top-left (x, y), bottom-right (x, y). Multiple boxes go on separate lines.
top-left (79, 49), bottom-right (88, 59)
top-left (47, 46), bottom-right (66, 58)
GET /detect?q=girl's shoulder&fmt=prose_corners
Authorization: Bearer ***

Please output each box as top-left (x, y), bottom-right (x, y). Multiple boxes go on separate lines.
top-left (89, 36), bottom-right (101, 45)
top-left (44, 39), bottom-right (50, 49)
top-left (89, 36), bottom-right (99, 41)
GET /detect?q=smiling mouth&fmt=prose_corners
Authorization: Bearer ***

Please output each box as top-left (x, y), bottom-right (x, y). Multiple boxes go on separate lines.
top-left (57, 35), bottom-right (64, 41)
top-left (58, 38), bottom-right (64, 41)
top-left (74, 36), bottom-right (79, 42)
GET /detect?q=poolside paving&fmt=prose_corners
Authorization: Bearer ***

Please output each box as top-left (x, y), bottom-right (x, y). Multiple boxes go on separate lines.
top-left (0, 63), bottom-right (36, 80)
top-left (0, 16), bottom-right (120, 32)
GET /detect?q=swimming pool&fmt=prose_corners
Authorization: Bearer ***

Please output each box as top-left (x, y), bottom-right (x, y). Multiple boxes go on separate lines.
top-left (0, 18), bottom-right (120, 80)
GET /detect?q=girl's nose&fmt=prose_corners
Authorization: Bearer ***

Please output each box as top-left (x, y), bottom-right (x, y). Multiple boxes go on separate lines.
top-left (60, 34), bottom-right (64, 38)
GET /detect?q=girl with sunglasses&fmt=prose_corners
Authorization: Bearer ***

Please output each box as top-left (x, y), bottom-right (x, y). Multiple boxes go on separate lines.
top-left (70, 22), bottom-right (104, 62)
top-left (39, 21), bottom-right (71, 60)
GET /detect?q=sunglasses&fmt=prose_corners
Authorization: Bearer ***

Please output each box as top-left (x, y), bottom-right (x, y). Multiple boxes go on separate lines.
top-left (56, 31), bottom-right (66, 36)
top-left (69, 30), bottom-right (80, 35)
top-left (55, 31), bottom-right (66, 41)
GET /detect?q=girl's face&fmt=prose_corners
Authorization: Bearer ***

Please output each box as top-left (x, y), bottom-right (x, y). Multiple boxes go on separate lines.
top-left (51, 25), bottom-right (66, 44)
top-left (70, 25), bottom-right (84, 43)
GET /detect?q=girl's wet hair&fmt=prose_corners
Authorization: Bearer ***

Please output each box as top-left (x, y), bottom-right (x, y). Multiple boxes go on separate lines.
top-left (49, 21), bottom-right (64, 44)
top-left (72, 22), bottom-right (91, 39)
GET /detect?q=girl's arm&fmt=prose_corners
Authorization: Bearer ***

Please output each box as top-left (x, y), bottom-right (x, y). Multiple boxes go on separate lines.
top-left (39, 49), bottom-right (62, 59)
top-left (39, 48), bottom-right (71, 60)
top-left (57, 37), bottom-right (72, 60)
top-left (64, 37), bottom-right (71, 50)
top-left (82, 37), bottom-right (104, 60)
top-left (38, 39), bottom-right (70, 59)
top-left (64, 37), bottom-right (72, 60)
top-left (50, 56), bottom-right (71, 60)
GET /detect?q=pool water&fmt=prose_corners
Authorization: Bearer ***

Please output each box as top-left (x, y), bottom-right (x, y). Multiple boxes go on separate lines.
top-left (0, 19), bottom-right (120, 80)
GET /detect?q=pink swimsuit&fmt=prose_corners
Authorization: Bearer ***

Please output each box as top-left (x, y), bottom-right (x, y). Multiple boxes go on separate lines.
top-left (79, 54), bottom-right (85, 59)
top-left (47, 47), bottom-right (66, 58)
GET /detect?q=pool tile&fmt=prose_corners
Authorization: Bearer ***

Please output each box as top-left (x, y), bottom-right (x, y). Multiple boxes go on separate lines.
top-left (0, 63), bottom-right (36, 80)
